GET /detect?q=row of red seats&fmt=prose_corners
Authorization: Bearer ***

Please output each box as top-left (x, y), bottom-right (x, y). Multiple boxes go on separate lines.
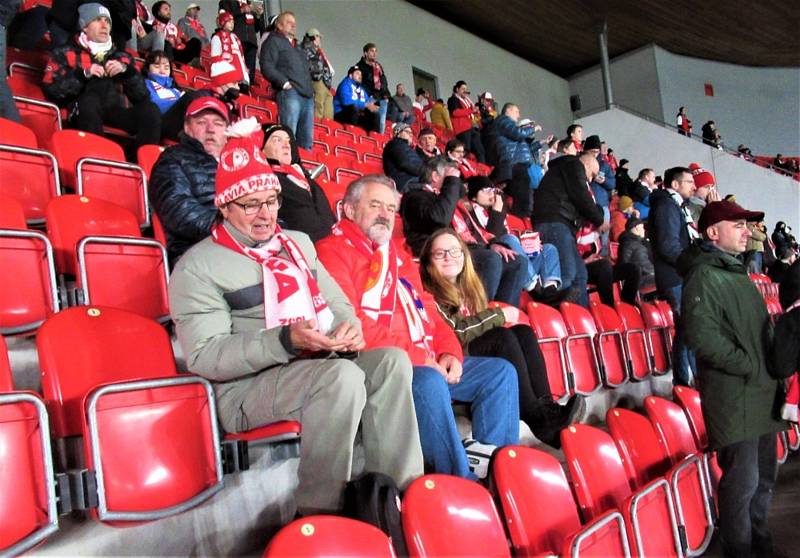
top-left (0, 306), bottom-right (302, 555)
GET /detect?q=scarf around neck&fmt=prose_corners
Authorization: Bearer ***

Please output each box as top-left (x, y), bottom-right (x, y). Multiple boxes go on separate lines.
top-left (78, 32), bottom-right (113, 61)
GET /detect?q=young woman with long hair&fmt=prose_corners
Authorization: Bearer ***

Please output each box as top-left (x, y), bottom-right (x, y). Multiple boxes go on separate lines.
top-left (420, 228), bottom-right (582, 447)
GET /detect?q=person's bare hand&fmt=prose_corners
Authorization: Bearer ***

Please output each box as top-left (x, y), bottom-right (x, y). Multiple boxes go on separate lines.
top-left (328, 321), bottom-right (365, 351)
top-left (424, 357), bottom-right (448, 378)
top-left (501, 305), bottom-right (520, 323)
top-left (86, 63), bottom-right (106, 78)
top-left (490, 243), bottom-right (517, 261)
top-left (439, 353), bottom-right (463, 384)
top-left (492, 193), bottom-right (504, 212)
top-left (597, 222), bottom-right (611, 233)
top-left (534, 124), bottom-right (543, 132)
top-left (365, 102), bottom-right (378, 112)
top-left (104, 60), bottom-right (126, 77)
top-left (289, 320), bottom-right (346, 352)
top-left (707, 185), bottom-right (721, 202)
top-left (595, 174), bottom-right (606, 184)
top-left (632, 208), bottom-right (641, 218)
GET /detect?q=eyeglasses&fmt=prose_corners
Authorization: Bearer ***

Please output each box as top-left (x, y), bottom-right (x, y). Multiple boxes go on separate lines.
top-left (231, 196), bottom-right (282, 214)
top-left (431, 248), bottom-right (464, 260)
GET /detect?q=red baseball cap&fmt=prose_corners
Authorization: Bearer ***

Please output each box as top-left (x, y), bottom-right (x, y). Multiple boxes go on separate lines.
top-left (185, 96), bottom-right (229, 123)
top-left (698, 200), bottom-right (764, 233)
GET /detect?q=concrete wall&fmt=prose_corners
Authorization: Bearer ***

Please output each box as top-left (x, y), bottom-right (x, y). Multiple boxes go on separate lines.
top-left (577, 107), bottom-right (800, 231)
top-left (168, 0), bottom-right (573, 136)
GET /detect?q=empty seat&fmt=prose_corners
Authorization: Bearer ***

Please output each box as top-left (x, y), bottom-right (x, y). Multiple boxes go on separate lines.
top-left (263, 515), bottom-right (396, 557)
top-left (0, 117), bottom-right (38, 148)
top-left (525, 301), bottom-right (572, 401)
top-left (51, 130), bottom-right (150, 225)
top-left (561, 424), bottom-right (683, 557)
top-left (615, 301), bottom-right (656, 378)
top-left (562, 301), bottom-right (627, 387)
top-left (558, 302), bottom-right (603, 394)
top-left (239, 95), bottom-right (275, 124)
top-left (0, 227), bottom-right (60, 335)
top-left (638, 302), bottom-right (672, 374)
top-left (402, 474), bottom-right (510, 557)
top-left (136, 144), bottom-right (166, 179)
top-left (492, 445), bottom-right (631, 557)
top-left (0, 195), bottom-right (28, 229)
top-left (593, 301), bottom-right (649, 381)
top-left (36, 306), bottom-right (224, 523)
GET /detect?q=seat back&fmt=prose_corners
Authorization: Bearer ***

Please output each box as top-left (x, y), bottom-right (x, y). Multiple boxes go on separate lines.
top-left (0, 117), bottom-right (38, 148)
top-left (561, 424), bottom-right (633, 522)
top-left (264, 515), bottom-right (396, 557)
top-left (644, 396), bottom-right (699, 464)
top-left (672, 386), bottom-right (708, 450)
top-left (46, 195), bottom-right (142, 276)
top-left (606, 408), bottom-right (672, 489)
top-left (654, 300), bottom-right (675, 328)
top-left (526, 302), bottom-right (571, 400)
top-left (0, 195), bottom-right (28, 229)
top-left (0, 336), bottom-right (12, 391)
top-left (12, 95), bottom-right (62, 149)
top-left (37, 306), bottom-right (177, 438)
top-left (637, 302), bottom-right (671, 374)
top-left (614, 301), bottom-right (652, 379)
top-left (51, 130), bottom-right (125, 187)
top-left (587, 302), bottom-right (629, 387)
top-left (0, 229), bottom-right (59, 335)
top-left (0, 142), bottom-right (61, 224)
top-left (136, 144), bottom-right (166, 179)
top-left (559, 302), bottom-right (602, 394)
top-left (402, 474), bottom-right (510, 557)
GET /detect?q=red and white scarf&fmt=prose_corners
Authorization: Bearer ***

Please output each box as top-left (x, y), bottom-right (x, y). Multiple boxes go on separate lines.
top-left (331, 219), bottom-right (435, 358)
top-left (78, 32), bottom-right (113, 61)
top-left (209, 30), bottom-right (247, 83)
top-left (152, 19), bottom-right (185, 49)
top-left (272, 162), bottom-right (310, 191)
top-left (211, 223), bottom-right (334, 333)
top-left (368, 61), bottom-right (384, 93)
top-left (782, 299), bottom-right (800, 422)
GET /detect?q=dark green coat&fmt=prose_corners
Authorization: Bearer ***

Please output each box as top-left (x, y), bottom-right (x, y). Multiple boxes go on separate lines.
top-left (679, 243), bottom-right (786, 450)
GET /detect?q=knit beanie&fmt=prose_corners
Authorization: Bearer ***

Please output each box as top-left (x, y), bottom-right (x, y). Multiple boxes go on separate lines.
top-left (78, 3), bottom-right (111, 30)
top-left (217, 12), bottom-right (233, 27)
top-left (618, 195), bottom-right (633, 211)
top-left (215, 118), bottom-right (281, 207)
top-left (688, 163), bottom-right (715, 188)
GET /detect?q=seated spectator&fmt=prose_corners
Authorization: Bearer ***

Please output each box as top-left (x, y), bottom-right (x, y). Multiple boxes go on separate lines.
top-left (686, 164), bottom-right (720, 224)
top-left (419, 229), bottom-right (581, 448)
top-left (388, 83), bottom-right (414, 124)
top-left (42, 4), bottom-right (160, 151)
top-left (413, 88), bottom-right (433, 122)
top-left (149, 96), bottom-right (228, 264)
top-left (219, 0), bottom-right (264, 84)
top-left (567, 123), bottom-right (583, 150)
top-left (150, 1), bottom-right (202, 64)
top-left (355, 43), bottom-right (390, 134)
top-left (177, 3), bottom-right (209, 47)
top-left (446, 138), bottom-right (480, 180)
top-left (260, 11), bottom-right (314, 150)
top-left (448, 81), bottom-right (485, 163)
top-left (333, 65), bottom-right (378, 131)
top-left (401, 157), bottom-right (527, 305)
top-left (301, 28), bottom-right (334, 120)
top-left (48, 0), bottom-right (134, 50)
top-left (701, 120), bottom-right (722, 149)
top-left (382, 123), bottom-right (423, 193)
top-left (773, 154), bottom-right (798, 175)
top-left (429, 98), bottom-right (452, 131)
top-left (631, 168), bottom-right (656, 220)
top-left (169, 133), bottom-right (424, 514)
top-left (142, 50), bottom-right (206, 141)
top-left (260, 122), bottom-right (336, 242)
top-left (415, 128), bottom-right (441, 161)
top-left (317, 175), bottom-right (519, 479)
top-left (465, 176), bottom-right (563, 304)
top-left (769, 246), bottom-right (798, 284)
top-left (610, 195), bottom-right (636, 242)
top-left (618, 218), bottom-right (655, 288)
top-left (209, 12), bottom-right (249, 89)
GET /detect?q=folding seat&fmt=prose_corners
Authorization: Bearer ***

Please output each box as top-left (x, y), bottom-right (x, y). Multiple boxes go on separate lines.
top-left (492, 445), bottom-right (631, 557)
top-left (192, 74), bottom-right (212, 89)
top-left (36, 306), bottom-right (224, 523)
top-left (525, 301), bottom-right (572, 401)
top-left (6, 47), bottom-right (49, 71)
top-left (654, 299), bottom-right (675, 338)
top-left (0, 226), bottom-right (60, 335)
top-left (402, 474), bottom-right (510, 557)
top-left (777, 430), bottom-right (788, 464)
top-left (263, 515), bottom-right (396, 557)
top-left (0, 336), bottom-right (61, 555)
top-left (333, 143), bottom-right (361, 163)
top-left (355, 159), bottom-right (384, 176)
top-left (558, 302), bottom-right (604, 393)
top-left (363, 151), bottom-right (383, 165)
top-left (592, 301), bottom-right (649, 381)
top-left (607, 408), bottom-right (714, 556)
top-left (504, 214), bottom-right (529, 236)
top-left (239, 94), bottom-right (275, 124)
top-left (171, 67), bottom-right (192, 89)
top-left (320, 117), bottom-right (343, 132)
top-left (561, 424), bottom-right (683, 557)
top-left (311, 139), bottom-right (330, 157)
top-left (136, 144), bottom-right (166, 180)
top-left (615, 301), bottom-right (656, 378)
top-left (313, 119), bottom-right (331, 138)
top-left (787, 424), bottom-right (800, 451)
top-left (562, 301), bottom-right (627, 387)
top-left (335, 166), bottom-right (364, 185)
top-left (333, 127), bottom-right (358, 144)
top-left (635, 301), bottom-right (672, 374)
top-left (259, 98), bottom-right (279, 120)
top-left (359, 134), bottom-right (381, 152)
top-left (51, 130), bottom-right (150, 226)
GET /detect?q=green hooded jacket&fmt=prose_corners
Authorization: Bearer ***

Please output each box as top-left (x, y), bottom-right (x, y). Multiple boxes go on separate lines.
top-left (679, 242), bottom-right (786, 450)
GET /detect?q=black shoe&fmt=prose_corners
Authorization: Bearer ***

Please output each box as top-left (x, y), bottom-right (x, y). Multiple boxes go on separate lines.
top-left (530, 285), bottom-right (569, 307)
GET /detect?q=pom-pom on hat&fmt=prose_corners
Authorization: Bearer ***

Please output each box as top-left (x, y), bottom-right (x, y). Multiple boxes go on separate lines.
top-left (689, 162), bottom-right (716, 188)
top-left (215, 117), bottom-right (281, 207)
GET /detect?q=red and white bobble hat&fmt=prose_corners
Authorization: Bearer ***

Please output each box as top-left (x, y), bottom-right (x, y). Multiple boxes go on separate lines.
top-left (214, 117), bottom-right (281, 207)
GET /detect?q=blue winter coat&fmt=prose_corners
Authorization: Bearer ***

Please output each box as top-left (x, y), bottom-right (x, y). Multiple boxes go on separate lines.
top-left (145, 73), bottom-right (183, 114)
top-left (590, 157), bottom-right (616, 208)
top-left (649, 188), bottom-right (691, 291)
top-left (333, 76), bottom-right (368, 114)
top-left (494, 115), bottom-right (535, 165)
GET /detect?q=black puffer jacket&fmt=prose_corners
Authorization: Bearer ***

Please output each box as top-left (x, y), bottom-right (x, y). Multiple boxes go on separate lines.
top-left (383, 137), bottom-right (423, 193)
top-left (532, 154), bottom-right (603, 233)
top-left (618, 231), bottom-right (655, 282)
top-left (149, 135), bottom-right (219, 265)
top-left (0, 0), bottom-right (21, 26)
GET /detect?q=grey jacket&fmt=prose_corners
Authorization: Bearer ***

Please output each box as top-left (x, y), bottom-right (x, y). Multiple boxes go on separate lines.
top-left (259, 31), bottom-right (313, 98)
top-left (169, 223), bottom-right (360, 427)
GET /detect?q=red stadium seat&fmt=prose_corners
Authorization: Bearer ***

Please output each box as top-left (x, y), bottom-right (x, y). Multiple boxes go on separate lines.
top-left (0, 117), bottom-right (38, 148)
top-left (637, 302), bottom-right (672, 375)
top-left (0, 195), bottom-right (28, 229)
top-left (402, 474), bottom-right (510, 557)
top-left (592, 301), bottom-right (650, 381)
top-left (672, 386), bottom-right (722, 497)
top-left (615, 301), bottom-right (655, 379)
top-left (492, 445), bottom-right (631, 557)
top-left (0, 228), bottom-right (60, 335)
top-left (564, 301), bottom-right (628, 387)
top-left (559, 302), bottom-right (603, 393)
top-left (240, 95), bottom-right (275, 124)
top-left (51, 130), bottom-right (150, 226)
top-left (136, 144), bottom-right (166, 180)
top-left (561, 424), bottom-right (683, 557)
top-left (36, 306), bottom-right (224, 524)
top-left (0, 336), bottom-right (12, 391)
top-left (264, 516), bottom-right (396, 557)
top-left (525, 301), bottom-right (572, 401)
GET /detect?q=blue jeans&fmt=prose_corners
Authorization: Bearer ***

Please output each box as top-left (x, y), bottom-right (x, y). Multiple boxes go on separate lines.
top-left (469, 245), bottom-right (528, 305)
top-left (664, 284), bottom-right (697, 386)
top-left (277, 88), bottom-right (314, 150)
top-left (501, 234), bottom-right (562, 290)
top-left (372, 98), bottom-right (388, 135)
top-left (412, 357), bottom-right (519, 479)
top-left (537, 222), bottom-right (589, 307)
top-left (599, 205), bottom-right (610, 257)
top-left (0, 24), bottom-right (20, 123)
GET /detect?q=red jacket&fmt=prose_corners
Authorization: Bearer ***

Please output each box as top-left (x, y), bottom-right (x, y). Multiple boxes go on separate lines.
top-left (447, 94), bottom-right (477, 136)
top-left (316, 235), bottom-right (463, 365)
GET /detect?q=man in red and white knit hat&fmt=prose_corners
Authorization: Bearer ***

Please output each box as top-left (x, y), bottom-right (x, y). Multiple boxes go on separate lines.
top-left (685, 162), bottom-right (721, 224)
top-left (169, 117), bottom-right (424, 515)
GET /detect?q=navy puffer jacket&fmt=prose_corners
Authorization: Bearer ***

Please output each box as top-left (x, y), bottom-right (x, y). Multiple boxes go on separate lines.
top-left (149, 135), bottom-right (219, 265)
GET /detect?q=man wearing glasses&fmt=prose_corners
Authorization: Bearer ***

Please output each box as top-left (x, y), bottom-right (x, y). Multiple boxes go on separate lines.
top-left (169, 119), bottom-right (424, 516)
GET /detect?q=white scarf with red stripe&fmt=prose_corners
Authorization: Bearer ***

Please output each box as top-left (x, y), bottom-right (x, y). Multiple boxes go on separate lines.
top-left (272, 162), bottom-right (310, 191)
top-left (331, 219), bottom-right (435, 358)
top-left (211, 223), bottom-right (334, 333)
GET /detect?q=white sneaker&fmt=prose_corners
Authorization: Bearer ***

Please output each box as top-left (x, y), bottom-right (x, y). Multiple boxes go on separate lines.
top-left (463, 439), bottom-right (497, 480)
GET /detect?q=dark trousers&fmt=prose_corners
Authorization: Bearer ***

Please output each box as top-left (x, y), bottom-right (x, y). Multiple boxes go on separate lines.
top-left (166, 38), bottom-right (202, 65)
top-left (457, 128), bottom-right (486, 163)
top-left (586, 259), bottom-right (640, 306)
top-left (334, 104), bottom-right (374, 133)
top-left (76, 94), bottom-right (161, 149)
top-left (469, 245), bottom-right (527, 305)
top-left (717, 433), bottom-right (778, 558)
top-left (505, 162), bottom-right (533, 218)
top-left (467, 325), bottom-right (551, 427)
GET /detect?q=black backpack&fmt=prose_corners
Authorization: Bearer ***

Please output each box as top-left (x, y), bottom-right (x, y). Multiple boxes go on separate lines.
top-left (343, 472), bottom-right (408, 557)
